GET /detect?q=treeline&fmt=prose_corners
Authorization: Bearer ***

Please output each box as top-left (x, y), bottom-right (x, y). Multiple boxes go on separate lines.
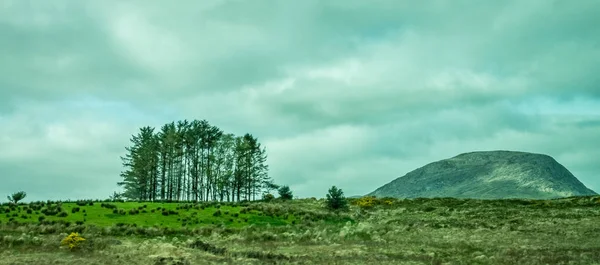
top-left (118, 119), bottom-right (273, 202)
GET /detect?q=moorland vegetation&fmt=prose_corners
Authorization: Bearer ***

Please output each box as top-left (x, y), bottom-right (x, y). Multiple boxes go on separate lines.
top-left (2, 193), bottom-right (600, 264)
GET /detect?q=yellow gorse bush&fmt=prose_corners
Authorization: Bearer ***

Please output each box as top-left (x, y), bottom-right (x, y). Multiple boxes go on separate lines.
top-left (382, 198), bottom-right (395, 206)
top-left (351, 196), bottom-right (397, 210)
top-left (61, 232), bottom-right (86, 250)
top-left (352, 196), bottom-right (377, 209)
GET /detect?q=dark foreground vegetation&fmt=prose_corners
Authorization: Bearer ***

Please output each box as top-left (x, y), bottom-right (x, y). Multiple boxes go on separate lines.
top-left (2, 196), bottom-right (600, 265)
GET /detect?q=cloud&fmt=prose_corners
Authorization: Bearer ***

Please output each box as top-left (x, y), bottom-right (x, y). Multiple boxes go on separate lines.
top-left (1, 0), bottom-right (599, 200)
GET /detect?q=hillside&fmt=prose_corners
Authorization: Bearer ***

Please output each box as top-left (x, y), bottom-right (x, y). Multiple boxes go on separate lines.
top-left (368, 150), bottom-right (597, 199)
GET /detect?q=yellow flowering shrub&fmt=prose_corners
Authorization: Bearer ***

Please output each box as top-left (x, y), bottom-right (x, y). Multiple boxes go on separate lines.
top-left (352, 196), bottom-right (377, 209)
top-left (61, 232), bottom-right (86, 251)
top-left (381, 198), bottom-right (395, 206)
top-left (351, 196), bottom-right (397, 210)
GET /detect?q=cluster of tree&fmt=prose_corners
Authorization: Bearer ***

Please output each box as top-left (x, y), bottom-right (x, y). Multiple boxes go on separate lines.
top-left (118, 119), bottom-right (273, 202)
top-left (6, 184), bottom-right (349, 213)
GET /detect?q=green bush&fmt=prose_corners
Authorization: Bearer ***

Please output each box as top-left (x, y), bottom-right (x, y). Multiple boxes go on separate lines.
top-left (325, 186), bottom-right (348, 211)
top-left (278, 186), bottom-right (293, 200)
top-left (263, 193), bottom-right (275, 202)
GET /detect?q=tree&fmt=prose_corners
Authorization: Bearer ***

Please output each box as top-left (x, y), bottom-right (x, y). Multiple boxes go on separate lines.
top-left (118, 126), bottom-right (159, 201)
top-left (109, 191), bottom-right (123, 201)
top-left (118, 119), bottom-right (274, 203)
top-left (325, 186), bottom-right (348, 211)
top-left (278, 185), bottom-right (293, 200)
top-left (264, 181), bottom-right (280, 195)
top-left (7, 191), bottom-right (26, 204)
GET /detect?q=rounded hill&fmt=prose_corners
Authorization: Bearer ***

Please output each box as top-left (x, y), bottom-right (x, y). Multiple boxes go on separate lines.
top-left (368, 151), bottom-right (597, 199)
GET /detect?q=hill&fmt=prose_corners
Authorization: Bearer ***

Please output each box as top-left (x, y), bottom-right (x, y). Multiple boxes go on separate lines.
top-left (368, 150), bottom-right (597, 199)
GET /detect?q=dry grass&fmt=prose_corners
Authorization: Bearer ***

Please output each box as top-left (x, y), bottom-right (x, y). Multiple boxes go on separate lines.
top-left (1, 196), bottom-right (600, 264)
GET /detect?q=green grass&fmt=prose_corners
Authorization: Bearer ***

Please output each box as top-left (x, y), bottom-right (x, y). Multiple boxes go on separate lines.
top-left (0, 201), bottom-right (298, 229)
top-left (2, 196), bottom-right (600, 264)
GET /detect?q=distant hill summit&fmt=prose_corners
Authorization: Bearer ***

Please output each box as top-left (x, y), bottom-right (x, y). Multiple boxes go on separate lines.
top-left (368, 151), bottom-right (597, 199)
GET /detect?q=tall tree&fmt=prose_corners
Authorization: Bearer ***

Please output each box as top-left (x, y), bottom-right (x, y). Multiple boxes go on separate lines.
top-left (118, 126), bottom-right (158, 200)
top-left (119, 119), bottom-right (273, 202)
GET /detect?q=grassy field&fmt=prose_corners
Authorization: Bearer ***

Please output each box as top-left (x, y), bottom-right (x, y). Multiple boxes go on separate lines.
top-left (0, 200), bottom-right (298, 228)
top-left (1, 196), bottom-right (600, 264)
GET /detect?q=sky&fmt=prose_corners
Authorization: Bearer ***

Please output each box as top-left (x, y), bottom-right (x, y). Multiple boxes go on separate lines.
top-left (1, 0), bottom-right (599, 202)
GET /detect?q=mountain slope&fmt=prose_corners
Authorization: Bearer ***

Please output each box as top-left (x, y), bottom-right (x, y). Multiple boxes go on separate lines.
top-left (368, 151), bottom-right (597, 199)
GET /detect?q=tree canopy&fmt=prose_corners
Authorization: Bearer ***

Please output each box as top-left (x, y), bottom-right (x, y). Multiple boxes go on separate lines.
top-left (118, 119), bottom-right (271, 202)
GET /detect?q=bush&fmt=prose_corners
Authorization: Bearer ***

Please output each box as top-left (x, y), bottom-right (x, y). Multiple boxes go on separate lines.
top-left (326, 186), bottom-right (348, 211)
top-left (278, 186), bottom-right (293, 200)
top-left (71, 207), bottom-right (81, 213)
top-left (57, 212), bottom-right (68, 217)
top-left (61, 232), bottom-right (86, 251)
top-left (42, 209), bottom-right (59, 216)
top-left (101, 203), bottom-right (117, 209)
top-left (263, 193), bottom-right (275, 202)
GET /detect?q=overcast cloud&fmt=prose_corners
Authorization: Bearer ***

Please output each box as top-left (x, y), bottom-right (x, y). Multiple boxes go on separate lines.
top-left (1, 0), bottom-right (599, 202)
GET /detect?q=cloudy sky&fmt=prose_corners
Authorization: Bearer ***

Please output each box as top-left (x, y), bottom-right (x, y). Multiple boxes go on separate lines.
top-left (1, 0), bottom-right (599, 202)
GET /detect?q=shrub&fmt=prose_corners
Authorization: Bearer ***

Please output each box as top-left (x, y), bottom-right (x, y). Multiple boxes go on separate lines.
top-left (57, 212), bottom-right (68, 217)
top-left (325, 186), bottom-right (349, 211)
top-left (278, 186), bottom-right (293, 200)
top-left (352, 196), bottom-right (377, 210)
top-left (381, 197), bottom-right (396, 206)
top-left (213, 210), bottom-right (222, 217)
top-left (61, 232), bottom-right (86, 251)
top-left (26, 209), bottom-right (33, 214)
top-left (42, 209), bottom-right (59, 216)
top-left (101, 203), bottom-right (117, 210)
top-left (263, 193), bottom-right (275, 202)
top-left (72, 207), bottom-right (81, 213)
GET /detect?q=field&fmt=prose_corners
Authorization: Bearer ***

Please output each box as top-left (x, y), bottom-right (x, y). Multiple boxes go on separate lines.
top-left (1, 196), bottom-right (600, 265)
